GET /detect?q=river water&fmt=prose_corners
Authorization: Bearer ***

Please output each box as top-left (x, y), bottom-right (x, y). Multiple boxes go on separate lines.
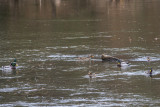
top-left (0, 0), bottom-right (160, 106)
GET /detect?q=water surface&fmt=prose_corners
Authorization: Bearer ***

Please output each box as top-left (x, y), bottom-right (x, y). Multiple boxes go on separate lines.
top-left (0, 0), bottom-right (160, 106)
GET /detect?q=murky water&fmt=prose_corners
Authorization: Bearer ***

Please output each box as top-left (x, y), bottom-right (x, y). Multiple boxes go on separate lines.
top-left (0, 0), bottom-right (160, 106)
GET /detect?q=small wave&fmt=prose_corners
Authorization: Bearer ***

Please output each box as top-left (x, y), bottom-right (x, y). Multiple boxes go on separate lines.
top-left (48, 54), bottom-right (77, 58)
top-left (121, 71), bottom-right (145, 76)
top-left (0, 87), bottom-right (18, 92)
top-left (56, 89), bottom-right (75, 91)
top-left (63, 36), bottom-right (89, 39)
top-left (70, 92), bottom-right (106, 97)
top-left (118, 70), bottom-right (160, 76)
top-left (131, 56), bottom-right (160, 62)
top-left (83, 73), bottom-right (107, 79)
top-left (0, 76), bottom-right (22, 79)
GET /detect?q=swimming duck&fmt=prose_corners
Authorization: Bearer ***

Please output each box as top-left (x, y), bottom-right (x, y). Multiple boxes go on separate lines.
top-left (129, 36), bottom-right (132, 43)
top-left (2, 59), bottom-right (18, 70)
top-left (147, 57), bottom-right (150, 62)
top-left (101, 54), bottom-right (121, 62)
top-left (145, 68), bottom-right (152, 75)
top-left (117, 61), bottom-right (129, 67)
top-left (88, 71), bottom-right (96, 78)
top-left (76, 55), bottom-right (94, 61)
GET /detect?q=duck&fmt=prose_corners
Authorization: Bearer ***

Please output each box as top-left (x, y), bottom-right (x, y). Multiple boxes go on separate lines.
top-left (117, 61), bottom-right (129, 67)
top-left (101, 54), bottom-right (121, 62)
top-left (2, 59), bottom-right (18, 71)
top-left (147, 57), bottom-right (150, 62)
top-left (88, 71), bottom-right (96, 78)
top-left (129, 36), bottom-right (132, 43)
top-left (76, 55), bottom-right (94, 61)
top-left (145, 68), bottom-right (153, 75)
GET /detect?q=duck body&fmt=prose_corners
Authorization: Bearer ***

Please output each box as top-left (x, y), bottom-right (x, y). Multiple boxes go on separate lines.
top-left (101, 54), bottom-right (121, 62)
top-left (88, 72), bottom-right (96, 78)
top-left (145, 68), bottom-right (152, 75)
top-left (117, 61), bottom-right (129, 67)
top-left (147, 57), bottom-right (150, 62)
top-left (1, 66), bottom-right (16, 72)
top-left (2, 65), bottom-right (16, 70)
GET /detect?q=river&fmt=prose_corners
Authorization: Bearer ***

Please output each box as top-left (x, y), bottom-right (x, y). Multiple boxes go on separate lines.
top-left (0, 0), bottom-right (160, 106)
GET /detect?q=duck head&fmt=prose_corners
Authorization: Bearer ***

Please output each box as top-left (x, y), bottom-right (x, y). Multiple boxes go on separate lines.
top-left (149, 68), bottom-right (152, 74)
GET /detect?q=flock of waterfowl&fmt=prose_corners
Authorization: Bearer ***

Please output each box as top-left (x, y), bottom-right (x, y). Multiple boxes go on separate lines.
top-left (1, 54), bottom-right (152, 77)
top-left (87, 54), bottom-right (152, 78)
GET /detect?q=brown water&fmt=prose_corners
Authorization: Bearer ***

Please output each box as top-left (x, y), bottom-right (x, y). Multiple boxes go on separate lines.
top-left (0, 0), bottom-right (160, 106)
